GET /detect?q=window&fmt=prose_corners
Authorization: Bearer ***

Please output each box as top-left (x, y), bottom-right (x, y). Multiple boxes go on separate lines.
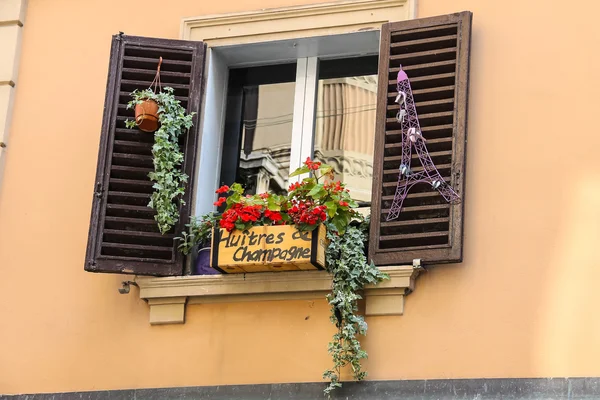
top-left (84, 11), bottom-right (472, 278)
top-left (216, 42), bottom-right (380, 207)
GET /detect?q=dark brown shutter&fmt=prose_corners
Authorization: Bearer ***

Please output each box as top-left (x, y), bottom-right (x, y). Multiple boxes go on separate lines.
top-left (369, 12), bottom-right (472, 266)
top-left (85, 34), bottom-right (205, 276)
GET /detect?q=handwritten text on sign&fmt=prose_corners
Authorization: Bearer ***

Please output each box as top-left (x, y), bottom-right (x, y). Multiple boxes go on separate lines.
top-left (218, 228), bottom-right (312, 263)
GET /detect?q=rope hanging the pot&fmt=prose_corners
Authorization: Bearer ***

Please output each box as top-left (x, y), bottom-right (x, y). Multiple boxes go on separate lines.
top-left (149, 57), bottom-right (163, 93)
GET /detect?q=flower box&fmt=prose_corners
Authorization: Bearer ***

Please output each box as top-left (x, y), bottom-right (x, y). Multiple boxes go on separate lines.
top-left (210, 225), bottom-right (327, 273)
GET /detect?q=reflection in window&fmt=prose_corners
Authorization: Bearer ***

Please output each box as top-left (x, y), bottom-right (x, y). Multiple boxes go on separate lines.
top-left (314, 74), bottom-right (377, 204)
top-left (239, 82), bottom-right (295, 195)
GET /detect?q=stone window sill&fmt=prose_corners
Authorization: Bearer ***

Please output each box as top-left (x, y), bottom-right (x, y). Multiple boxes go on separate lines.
top-left (135, 265), bottom-right (419, 325)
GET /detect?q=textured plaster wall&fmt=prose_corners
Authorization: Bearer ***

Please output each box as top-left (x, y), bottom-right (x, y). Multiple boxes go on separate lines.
top-left (1, 0), bottom-right (599, 395)
top-left (0, 0), bottom-right (27, 192)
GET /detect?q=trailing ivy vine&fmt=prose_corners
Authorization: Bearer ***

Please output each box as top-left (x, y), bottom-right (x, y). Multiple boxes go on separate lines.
top-left (126, 87), bottom-right (195, 234)
top-left (172, 158), bottom-right (388, 396)
top-left (323, 218), bottom-right (388, 395)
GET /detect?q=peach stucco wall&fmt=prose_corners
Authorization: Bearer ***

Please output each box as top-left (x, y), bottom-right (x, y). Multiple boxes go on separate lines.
top-left (1, 0), bottom-right (600, 395)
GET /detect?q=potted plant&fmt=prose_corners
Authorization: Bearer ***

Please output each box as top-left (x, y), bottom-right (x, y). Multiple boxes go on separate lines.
top-left (133, 96), bottom-right (160, 132)
top-left (125, 85), bottom-right (195, 234)
top-left (177, 213), bottom-right (220, 275)
top-left (208, 158), bottom-right (361, 273)
top-left (130, 57), bottom-right (163, 133)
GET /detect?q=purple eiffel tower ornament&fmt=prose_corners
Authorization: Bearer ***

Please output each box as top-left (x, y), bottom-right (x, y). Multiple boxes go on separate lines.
top-left (386, 67), bottom-right (461, 221)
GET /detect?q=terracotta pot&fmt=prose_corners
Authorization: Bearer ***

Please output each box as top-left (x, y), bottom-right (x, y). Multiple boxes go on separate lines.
top-left (134, 99), bottom-right (160, 132)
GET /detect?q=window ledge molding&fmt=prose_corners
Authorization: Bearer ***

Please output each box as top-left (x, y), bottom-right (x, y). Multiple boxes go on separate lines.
top-left (181, 0), bottom-right (414, 46)
top-left (135, 266), bottom-right (419, 325)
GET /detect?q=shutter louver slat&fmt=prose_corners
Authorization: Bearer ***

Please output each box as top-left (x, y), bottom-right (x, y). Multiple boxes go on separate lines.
top-left (381, 216), bottom-right (449, 226)
top-left (118, 92), bottom-right (189, 104)
top-left (120, 79), bottom-right (190, 90)
top-left (389, 60), bottom-right (456, 77)
top-left (380, 231), bottom-right (450, 241)
top-left (381, 176), bottom-right (451, 188)
top-left (370, 12), bottom-right (471, 266)
top-left (85, 34), bottom-right (205, 276)
top-left (382, 191), bottom-right (448, 201)
top-left (104, 216), bottom-right (161, 231)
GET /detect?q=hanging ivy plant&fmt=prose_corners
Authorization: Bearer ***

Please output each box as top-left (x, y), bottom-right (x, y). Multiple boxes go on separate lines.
top-left (174, 158), bottom-right (388, 395)
top-left (126, 87), bottom-right (195, 234)
top-left (323, 218), bottom-right (388, 396)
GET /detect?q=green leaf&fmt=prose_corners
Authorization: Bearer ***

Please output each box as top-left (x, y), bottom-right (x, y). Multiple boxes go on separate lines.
top-left (319, 164), bottom-right (334, 175)
top-left (347, 199), bottom-right (359, 208)
top-left (325, 201), bottom-right (338, 218)
top-left (230, 182), bottom-right (244, 194)
top-left (307, 183), bottom-right (324, 197)
top-left (267, 199), bottom-right (280, 211)
top-left (289, 165), bottom-right (310, 177)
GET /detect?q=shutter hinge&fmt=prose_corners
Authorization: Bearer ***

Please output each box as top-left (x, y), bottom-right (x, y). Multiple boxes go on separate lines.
top-left (95, 182), bottom-right (104, 198)
top-left (119, 281), bottom-right (138, 295)
top-left (117, 31), bottom-right (124, 40)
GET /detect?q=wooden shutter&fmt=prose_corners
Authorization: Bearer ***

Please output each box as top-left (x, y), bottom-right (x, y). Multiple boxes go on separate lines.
top-left (85, 34), bottom-right (205, 276)
top-left (369, 12), bottom-right (472, 266)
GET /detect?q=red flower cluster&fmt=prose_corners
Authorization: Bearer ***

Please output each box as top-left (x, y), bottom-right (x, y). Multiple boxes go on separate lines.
top-left (288, 200), bottom-right (327, 226)
top-left (219, 203), bottom-right (262, 232)
top-left (339, 200), bottom-right (349, 207)
top-left (264, 209), bottom-right (282, 222)
top-left (305, 157), bottom-right (322, 171)
top-left (325, 180), bottom-right (343, 193)
top-left (288, 182), bottom-right (303, 191)
top-left (214, 186), bottom-right (230, 206)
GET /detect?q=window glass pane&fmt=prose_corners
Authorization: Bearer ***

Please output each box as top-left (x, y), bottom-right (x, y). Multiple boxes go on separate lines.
top-left (239, 82), bottom-right (295, 195)
top-left (220, 63), bottom-right (296, 196)
top-left (314, 69), bottom-right (377, 205)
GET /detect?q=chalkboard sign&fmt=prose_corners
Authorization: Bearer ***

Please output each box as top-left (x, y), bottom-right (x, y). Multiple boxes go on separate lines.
top-left (210, 225), bottom-right (327, 273)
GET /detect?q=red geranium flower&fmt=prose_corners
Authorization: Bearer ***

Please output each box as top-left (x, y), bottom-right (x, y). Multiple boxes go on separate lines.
top-left (304, 157), bottom-right (321, 171)
top-left (265, 210), bottom-right (282, 222)
top-left (339, 200), bottom-right (349, 207)
top-left (288, 182), bottom-right (302, 191)
top-left (219, 219), bottom-right (235, 232)
top-left (215, 185), bottom-right (229, 194)
top-left (214, 197), bottom-right (227, 207)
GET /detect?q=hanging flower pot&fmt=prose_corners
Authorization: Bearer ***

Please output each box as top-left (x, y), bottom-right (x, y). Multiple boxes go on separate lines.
top-left (134, 98), bottom-right (160, 132)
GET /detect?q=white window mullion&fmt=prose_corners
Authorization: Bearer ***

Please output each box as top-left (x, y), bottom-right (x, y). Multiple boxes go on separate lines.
top-left (289, 57), bottom-right (309, 182)
top-left (299, 57), bottom-right (319, 164)
top-left (289, 57), bottom-right (319, 183)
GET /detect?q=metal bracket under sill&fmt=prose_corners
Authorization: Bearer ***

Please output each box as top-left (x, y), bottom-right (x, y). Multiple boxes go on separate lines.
top-left (134, 265), bottom-right (420, 325)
